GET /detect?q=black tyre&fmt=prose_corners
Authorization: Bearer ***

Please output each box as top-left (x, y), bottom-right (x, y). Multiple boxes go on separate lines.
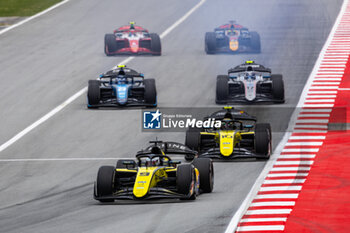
top-left (177, 164), bottom-right (196, 200)
top-left (185, 129), bottom-right (200, 151)
top-left (144, 79), bottom-right (157, 106)
top-left (104, 34), bottom-right (117, 56)
top-left (271, 74), bottom-right (285, 102)
top-left (250, 31), bottom-right (261, 53)
top-left (205, 32), bottom-right (217, 54)
top-left (95, 166), bottom-right (115, 202)
top-left (256, 123), bottom-right (271, 134)
top-left (116, 159), bottom-right (136, 168)
top-left (216, 75), bottom-right (229, 104)
top-left (192, 158), bottom-right (214, 193)
top-left (185, 127), bottom-right (201, 161)
top-left (150, 33), bottom-right (161, 55)
top-left (87, 80), bottom-right (100, 108)
top-left (255, 123), bottom-right (272, 159)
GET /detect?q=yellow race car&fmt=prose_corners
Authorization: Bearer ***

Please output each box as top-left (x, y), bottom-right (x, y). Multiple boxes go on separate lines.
top-left (94, 141), bottom-right (213, 203)
top-left (185, 107), bottom-right (271, 160)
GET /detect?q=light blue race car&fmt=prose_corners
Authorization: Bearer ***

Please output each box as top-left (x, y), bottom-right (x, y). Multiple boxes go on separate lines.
top-left (87, 65), bottom-right (157, 108)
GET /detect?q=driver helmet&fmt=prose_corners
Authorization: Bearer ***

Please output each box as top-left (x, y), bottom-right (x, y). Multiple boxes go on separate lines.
top-left (116, 74), bottom-right (127, 84)
top-left (227, 29), bottom-right (237, 36)
top-left (245, 71), bottom-right (256, 80)
top-left (221, 118), bottom-right (235, 130)
top-left (129, 31), bottom-right (136, 37)
top-left (144, 158), bottom-right (151, 166)
top-left (152, 157), bottom-right (161, 166)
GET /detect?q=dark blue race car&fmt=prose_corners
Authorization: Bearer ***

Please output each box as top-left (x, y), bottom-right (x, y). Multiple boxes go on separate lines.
top-left (205, 21), bottom-right (261, 54)
top-left (87, 65), bottom-right (157, 108)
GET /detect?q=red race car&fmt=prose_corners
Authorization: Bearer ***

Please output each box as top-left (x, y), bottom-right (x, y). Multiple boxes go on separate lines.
top-left (104, 22), bottom-right (161, 56)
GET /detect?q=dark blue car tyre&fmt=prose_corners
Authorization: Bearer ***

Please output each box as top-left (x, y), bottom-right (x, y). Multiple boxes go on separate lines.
top-left (104, 34), bottom-right (117, 56)
top-left (150, 33), bottom-right (161, 55)
top-left (177, 164), bottom-right (196, 200)
top-left (205, 32), bottom-right (217, 54)
top-left (216, 75), bottom-right (229, 104)
top-left (87, 80), bottom-right (100, 108)
top-left (271, 74), bottom-right (285, 102)
top-left (255, 123), bottom-right (272, 159)
top-left (250, 31), bottom-right (261, 53)
top-left (144, 79), bottom-right (157, 106)
top-left (95, 166), bottom-right (115, 202)
top-left (185, 128), bottom-right (201, 160)
top-left (192, 158), bottom-right (214, 193)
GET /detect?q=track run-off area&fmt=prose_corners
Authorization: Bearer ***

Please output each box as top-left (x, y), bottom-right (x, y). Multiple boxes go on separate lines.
top-left (0, 0), bottom-right (346, 233)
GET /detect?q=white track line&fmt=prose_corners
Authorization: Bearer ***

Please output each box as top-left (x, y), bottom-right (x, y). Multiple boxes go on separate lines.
top-left (245, 209), bottom-right (292, 215)
top-left (240, 218), bottom-right (287, 223)
top-left (267, 173), bottom-right (308, 178)
top-left (300, 108), bottom-right (332, 112)
top-left (293, 129), bottom-right (327, 133)
top-left (0, 0), bottom-right (207, 153)
top-left (275, 161), bottom-right (314, 165)
top-left (250, 202), bottom-right (296, 207)
top-left (306, 95), bottom-right (336, 98)
top-left (279, 154), bottom-right (316, 159)
top-left (282, 148), bottom-right (319, 152)
top-left (259, 186), bottom-right (302, 191)
top-left (0, 0), bottom-right (70, 36)
top-left (0, 87), bottom-right (86, 153)
top-left (271, 167), bottom-right (311, 171)
top-left (298, 114), bottom-right (330, 117)
top-left (255, 194), bottom-right (299, 199)
top-left (263, 179), bottom-right (306, 184)
top-left (236, 225), bottom-right (284, 232)
top-left (159, 0), bottom-right (206, 39)
top-left (285, 142), bottom-right (323, 146)
top-left (295, 119), bottom-right (329, 123)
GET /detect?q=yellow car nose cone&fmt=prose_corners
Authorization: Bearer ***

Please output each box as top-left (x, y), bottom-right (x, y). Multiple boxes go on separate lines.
top-left (220, 131), bottom-right (235, 156)
top-left (133, 168), bottom-right (153, 198)
top-left (229, 40), bottom-right (239, 51)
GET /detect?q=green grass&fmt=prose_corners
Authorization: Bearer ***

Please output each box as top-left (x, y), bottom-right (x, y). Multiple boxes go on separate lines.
top-left (0, 0), bottom-right (62, 17)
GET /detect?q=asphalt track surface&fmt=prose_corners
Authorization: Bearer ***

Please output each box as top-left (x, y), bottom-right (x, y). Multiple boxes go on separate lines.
top-left (0, 0), bottom-right (343, 232)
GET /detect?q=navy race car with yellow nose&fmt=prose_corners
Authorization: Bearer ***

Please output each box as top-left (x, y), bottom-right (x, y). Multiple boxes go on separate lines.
top-left (185, 107), bottom-right (272, 160)
top-left (205, 21), bottom-right (261, 54)
top-left (94, 141), bottom-right (213, 202)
